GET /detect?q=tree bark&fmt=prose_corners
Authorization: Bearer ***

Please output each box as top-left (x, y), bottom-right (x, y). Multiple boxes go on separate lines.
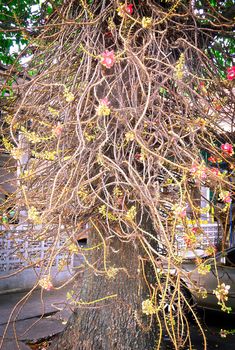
top-left (51, 230), bottom-right (158, 350)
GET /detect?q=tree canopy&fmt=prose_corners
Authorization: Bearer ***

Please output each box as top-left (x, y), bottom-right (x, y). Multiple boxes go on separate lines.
top-left (1, 1), bottom-right (235, 349)
top-left (0, 0), bottom-right (62, 64)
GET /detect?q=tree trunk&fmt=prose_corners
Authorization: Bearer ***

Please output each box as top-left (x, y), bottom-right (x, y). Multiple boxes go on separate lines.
top-left (51, 231), bottom-right (158, 350)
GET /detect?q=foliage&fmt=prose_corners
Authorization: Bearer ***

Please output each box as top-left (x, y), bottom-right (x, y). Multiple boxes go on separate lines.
top-left (0, 0), bottom-right (61, 64)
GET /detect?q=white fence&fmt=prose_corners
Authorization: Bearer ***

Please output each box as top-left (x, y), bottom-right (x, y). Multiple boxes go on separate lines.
top-left (0, 224), bottom-right (82, 292)
top-left (175, 223), bottom-right (221, 251)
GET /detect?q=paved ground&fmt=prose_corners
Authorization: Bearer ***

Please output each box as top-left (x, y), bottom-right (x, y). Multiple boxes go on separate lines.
top-left (1, 284), bottom-right (235, 349)
top-left (0, 285), bottom-right (73, 350)
top-left (163, 309), bottom-right (235, 350)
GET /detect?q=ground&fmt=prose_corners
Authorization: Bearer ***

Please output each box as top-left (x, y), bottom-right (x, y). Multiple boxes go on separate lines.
top-left (0, 285), bottom-right (235, 349)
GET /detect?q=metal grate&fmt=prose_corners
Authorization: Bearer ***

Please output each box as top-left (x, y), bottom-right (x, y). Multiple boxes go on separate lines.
top-left (175, 223), bottom-right (221, 251)
top-left (0, 225), bottom-right (75, 274)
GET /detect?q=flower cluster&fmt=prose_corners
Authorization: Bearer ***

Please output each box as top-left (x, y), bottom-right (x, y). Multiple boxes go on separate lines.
top-left (64, 87), bottom-right (75, 102)
top-left (11, 147), bottom-right (23, 160)
top-left (172, 204), bottom-right (187, 219)
top-left (197, 263), bottom-right (211, 275)
top-left (21, 126), bottom-right (51, 144)
top-left (142, 298), bottom-right (156, 315)
top-left (205, 245), bottom-right (217, 256)
top-left (126, 206), bottom-right (137, 221)
top-left (220, 328), bottom-right (235, 338)
top-left (191, 227), bottom-right (203, 235)
top-left (198, 81), bottom-right (207, 95)
top-left (190, 163), bottom-right (207, 181)
top-left (28, 206), bottom-right (42, 225)
top-left (68, 242), bottom-right (79, 254)
top-left (58, 258), bottom-right (67, 272)
top-left (219, 190), bottom-right (232, 203)
top-left (106, 267), bottom-right (119, 279)
top-left (39, 275), bottom-right (53, 291)
top-left (48, 106), bottom-right (60, 116)
top-left (175, 53), bottom-right (185, 80)
top-left (96, 98), bottom-right (111, 116)
top-left (134, 149), bottom-right (146, 161)
top-left (142, 17), bottom-right (152, 28)
top-left (212, 99), bottom-right (222, 111)
top-left (98, 204), bottom-right (117, 221)
top-left (220, 329), bottom-right (228, 338)
top-left (183, 234), bottom-right (196, 248)
top-left (32, 150), bottom-right (57, 161)
top-left (78, 186), bottom-right (89, 201)
top-left (208, 155), bottom-right (216, 162)
top-left (197, 287), bottom-right (208, 299)
top-left (125, 131), bottom-right (135, 142)
top-left (100, 50), bottom-right (115, 69)
top-left (213, 283), bottom-right (230, 303)
top-left (209, 167), bottom-right (221, 177)
top-left (2, 136), bottom-right (13, 152)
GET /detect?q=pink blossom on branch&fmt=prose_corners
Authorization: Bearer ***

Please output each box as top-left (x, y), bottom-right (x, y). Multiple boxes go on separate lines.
top-left (219, 190), bottom-right (232, 203)
top-left (117, 4), bottom-right (134, 17)
top-left (52, 123), bottom-right (63, 137)
top-left (221, 143), bottom-right (234, 156)
top-left (208, 156), bottom-right (217, 163)
top-left (227, 66), bottom-right (235, 81)
top-left (126, 4), bottom-right (134, 15)
top-left (100, 97), bottom-right (110, 106)
top-left (209, 168), bottom-right (220, 177)
top-left (190, 163), bottom-right (207, 180)
top-left (172, 204), bottom-right (187, 219)
top-left (100, 50), bottom-right (115, 69)
top-left (96, 97), bottom-right (111, 116)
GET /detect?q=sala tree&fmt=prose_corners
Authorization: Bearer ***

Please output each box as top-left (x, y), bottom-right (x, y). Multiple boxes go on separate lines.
top-left (1, 1), bottom-right (235, 349)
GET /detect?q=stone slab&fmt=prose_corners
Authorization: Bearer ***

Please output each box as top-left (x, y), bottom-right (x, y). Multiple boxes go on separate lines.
top-left (0, 317), bottom-right (64, 341)
top-left (0, 286), bottom-right (71, 325)
top-left (0, 338), bottom-right (31, 350)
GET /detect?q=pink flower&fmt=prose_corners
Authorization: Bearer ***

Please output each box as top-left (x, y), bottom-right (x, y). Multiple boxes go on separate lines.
top-left (227, 66), bottom-right (235, 81)
top-left (198, 81), bottom-right (207, 95)
top-left (45, 281), bottom-right (53, 291)
top-left (208, 156), bottom-right (217, 163)
top-left (39, 276), bottom-right (53, 291)
top-left (96, 98), bottom-right (111, 116)
top-left (183, 234), bottom-right (196, 248)
top-left (100, 97), bottom-right (110, 106)
top-left (117, 4), bottom-right (134, 17)
top-left (100, 50), bottom-right (115, 69)
top-left (214, 103), bottom-right (222, 111)
top-left (190, 164), bottom-right (198, 174)
top-left (219, 190), bottom-right (232, 203)
top-left (53, 123), bottom-right (63, 137)
top-left (221, 143), bottom-right (233, 156)
top-left (172, 204), bottom-right (187, 219)
top-left (210, 168), bottom-right (220, 176)
top-left (126, 4), bottom-right (134, 15)
top-left (134, 153), bottom-right (141, 160)
top-left (192, 227), bottom-right (200, 234)
top-left (179, 208), bottom-right (187, 218)
top-left (190, 164), bottom-right (207, 180)
top-left (224, 194), bottom-right (231, 203)
top-left (104, 31), bottom-right (113, 38)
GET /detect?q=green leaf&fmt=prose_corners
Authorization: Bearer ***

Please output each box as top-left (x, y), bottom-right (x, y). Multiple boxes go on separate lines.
top-left (210, 0), bottom-right (217, 7)
top-left (28, 69), bottom-right (37, 76)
